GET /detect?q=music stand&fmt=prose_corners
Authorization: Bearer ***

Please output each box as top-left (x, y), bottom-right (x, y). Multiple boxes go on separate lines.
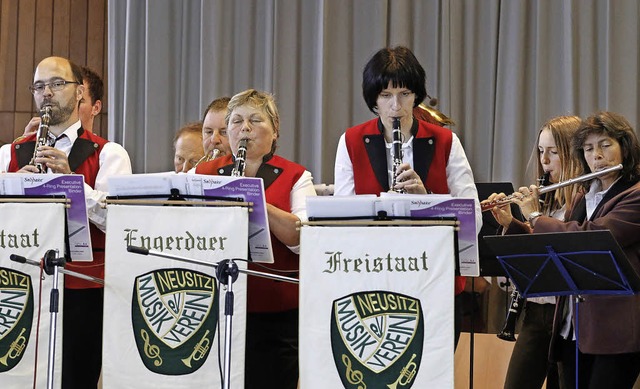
top-left (484, 230), bottom-right (640, 388)
top-left (475, 182), bottom-right (524, 277)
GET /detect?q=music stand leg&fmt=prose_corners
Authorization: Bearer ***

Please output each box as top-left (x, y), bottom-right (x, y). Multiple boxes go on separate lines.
top-left (469, 278), bottom-right (474, 389)
top-left (574, 296), bottom-right (580, 389)
top-left (216, 259), bottom-right (239, 389)
top-left (43, 250), bottom-right (64, 389)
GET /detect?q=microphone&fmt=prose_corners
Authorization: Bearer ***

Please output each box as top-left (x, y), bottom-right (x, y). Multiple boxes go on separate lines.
top-left (11, 251), bottom-right (64, 275)
top-left (127, 246), bottom-right (149, 255)
top-left (10, 251), bottom-right (103, 284)
top-left (10, 254), bottom-right (42, 267)
top-left (10, 254), bottom-right (27, 263)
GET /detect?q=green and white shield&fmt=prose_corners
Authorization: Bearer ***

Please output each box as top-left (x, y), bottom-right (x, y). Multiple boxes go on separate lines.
top-left (0, 268), bottom-right (33, 372)
top-left (131, 268), bottom-right (218, 375)
top-left (331, 291), bottom-right (423, 389)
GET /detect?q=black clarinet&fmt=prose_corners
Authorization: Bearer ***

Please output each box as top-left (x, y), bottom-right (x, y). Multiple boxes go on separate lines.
top-left (231, 139), bottom-right (247, 177)
top-left (497, 289), bottom-right (524, 341)
top-left (390, 117), bottom-right (405, 193)
top-left (30, 106), bottom-right (52, 173)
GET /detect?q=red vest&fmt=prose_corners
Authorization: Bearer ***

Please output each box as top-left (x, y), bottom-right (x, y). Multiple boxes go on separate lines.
top-left (345, 118), bottom-right (452, 194)
top-left (197, 154), bottom-right (306, 312)
top-left (344, 118), bottom-right (466, 294)
top-left (9, 129), bottom-right (108, 289)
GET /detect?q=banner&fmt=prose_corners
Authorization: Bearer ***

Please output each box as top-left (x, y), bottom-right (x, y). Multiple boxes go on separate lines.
top-left (299, 225), bottom-right (455, 388)
top-left (0, 203), bottom-right (65, 389)
top-left (103, 205), bottom-right (249, 389)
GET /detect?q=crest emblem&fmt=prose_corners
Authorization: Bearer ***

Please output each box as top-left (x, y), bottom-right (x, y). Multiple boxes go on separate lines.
top-left (131, 268), bottom-right (218, 375)
top-left (331, 291), bottom-right (423, 388)
top-left (0, 268), bottom-right (33, 372)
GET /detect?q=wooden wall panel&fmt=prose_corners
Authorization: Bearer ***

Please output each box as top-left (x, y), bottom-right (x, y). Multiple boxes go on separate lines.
top-left (0, 113), bottom-right (14, 144)
top-left (69, 0), bottom-right (87, 64)
top-left (15, 0), bottom-right (36, 112)
top-left (0, 0), bottom-right (108, 147)
top-left (52, 0), bottom-right (71, 56)
top-left (0, 0), bottom-right (19, 112)
top-left (86, 0), bottom-right (104, 72)
top-left (34, 0), bottom-right (54, 63)
top-left (14, 113), bottom-right (32, 139)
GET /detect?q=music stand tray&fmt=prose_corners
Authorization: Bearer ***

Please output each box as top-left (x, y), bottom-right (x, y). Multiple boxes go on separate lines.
top-left (483, 230), bottom-right (640, 298)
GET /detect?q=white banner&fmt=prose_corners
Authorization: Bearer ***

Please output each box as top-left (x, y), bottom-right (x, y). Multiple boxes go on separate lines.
top-left (299, 225), bottom-right (455, 388)
top-left (0, 203), bottom-right (65, 389)
top-left (103, 205), bottom-right (249, 389)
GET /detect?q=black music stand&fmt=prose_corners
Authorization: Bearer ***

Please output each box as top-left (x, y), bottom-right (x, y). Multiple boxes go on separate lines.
top-left (484, 230), bottom-right (640, 388)
top-left (475, 182), bottom-right (524, 277)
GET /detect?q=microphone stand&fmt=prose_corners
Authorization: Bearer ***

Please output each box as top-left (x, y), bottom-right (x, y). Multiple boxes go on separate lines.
top-left (126, 246), bottom-right (297, 389)
top-left (10, 251), bottom-right (104, 389)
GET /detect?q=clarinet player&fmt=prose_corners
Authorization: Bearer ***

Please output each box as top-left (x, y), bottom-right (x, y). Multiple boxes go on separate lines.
top-left (483, 116), bottom-right (582, 389)
top-left (0, 56), bottom-right (132, 388)
top-left (196, 89), bottom-right (316, 388)
top-left (334, 46), bottom-right (482, 348)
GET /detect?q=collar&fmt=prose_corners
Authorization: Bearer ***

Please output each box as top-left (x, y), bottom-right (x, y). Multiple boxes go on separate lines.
top-left (59, 120), bottom-right (82, 143)
top-left (585, 177), bottom-right (620, 200)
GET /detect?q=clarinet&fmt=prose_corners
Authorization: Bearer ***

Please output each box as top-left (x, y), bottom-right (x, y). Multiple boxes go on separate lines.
top-left (29, 106), bottom-right (53, 173)
top-left (497, 288), bottom-right (524, 341)
top-left (390, 117), bottom-right (405, 193)
top-left (231, 139), bottom-right (247, 177)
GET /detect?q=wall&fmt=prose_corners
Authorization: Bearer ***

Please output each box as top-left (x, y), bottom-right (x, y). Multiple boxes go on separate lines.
top-left (0, 0), bottom-right (108, 146)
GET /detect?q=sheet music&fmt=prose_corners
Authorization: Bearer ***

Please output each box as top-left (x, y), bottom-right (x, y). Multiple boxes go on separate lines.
top-left (0, 173), bottom-right (93, 261)
top-left (108, 173), bottom-right (273, 263)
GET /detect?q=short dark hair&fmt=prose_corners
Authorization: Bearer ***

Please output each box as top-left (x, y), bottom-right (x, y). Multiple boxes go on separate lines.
top-left (362, 46), bottom-right (427, 114)
top-left (202, 96), bottom-right (231, 123)
top-left (69, 60), bottom-right (84, 86)
top-left (173, 122), bottom-right (203, 148)
top-left (81, 66), bottom-right (104, 104)
top-left (573, 111), bottom-right (640, 182)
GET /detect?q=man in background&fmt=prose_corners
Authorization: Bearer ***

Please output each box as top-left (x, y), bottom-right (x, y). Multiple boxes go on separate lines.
top-left (173, 122), bottom-right (205, 172)
top-left (201, 96), bottom-right (231, 159)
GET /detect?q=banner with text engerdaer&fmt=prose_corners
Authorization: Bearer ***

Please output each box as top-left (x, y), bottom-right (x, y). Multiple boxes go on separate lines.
top-left (0, 203), bottom-right (65, 389)
top-left (300, 225), bottom-right (455, 388)
top-left (103, 205), bottom-right (248, 389)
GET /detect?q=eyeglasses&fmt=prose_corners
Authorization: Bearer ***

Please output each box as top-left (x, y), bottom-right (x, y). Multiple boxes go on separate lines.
top-left (29, 80), bottom-right (79, 95)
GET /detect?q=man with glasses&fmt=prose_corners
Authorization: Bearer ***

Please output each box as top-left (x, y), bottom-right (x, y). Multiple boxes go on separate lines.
top-left (21, 65), bottom-right (104, 137)
top-left (0, 56), bottom-right (131, 388)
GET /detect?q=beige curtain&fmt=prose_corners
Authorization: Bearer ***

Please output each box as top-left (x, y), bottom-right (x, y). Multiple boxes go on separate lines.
top-left (108, 0), bottom-right (640, 188)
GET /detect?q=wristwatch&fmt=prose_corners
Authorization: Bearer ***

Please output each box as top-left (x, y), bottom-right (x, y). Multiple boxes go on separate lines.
top-left (528, 211), bottom-right (543, 223)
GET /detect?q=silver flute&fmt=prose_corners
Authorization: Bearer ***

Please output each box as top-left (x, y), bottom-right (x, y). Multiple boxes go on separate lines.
top-left (481, 164), bottom-right (624, 212)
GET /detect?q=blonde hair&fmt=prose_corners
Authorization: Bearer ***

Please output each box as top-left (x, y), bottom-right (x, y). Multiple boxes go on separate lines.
top-left (226, 89), bottom-right (280, 153)
top-left (528, 115), bottom-right (582, 214)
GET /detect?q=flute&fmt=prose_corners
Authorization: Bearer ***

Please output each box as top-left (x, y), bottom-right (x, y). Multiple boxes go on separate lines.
top-left (481, 164), bottom-right (623, 212)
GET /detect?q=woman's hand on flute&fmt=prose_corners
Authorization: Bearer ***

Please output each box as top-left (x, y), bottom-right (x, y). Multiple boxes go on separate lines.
top-left (514, 185), bottom-right (540, 220)
top-left (484, 192), bottom-right (513, 228)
